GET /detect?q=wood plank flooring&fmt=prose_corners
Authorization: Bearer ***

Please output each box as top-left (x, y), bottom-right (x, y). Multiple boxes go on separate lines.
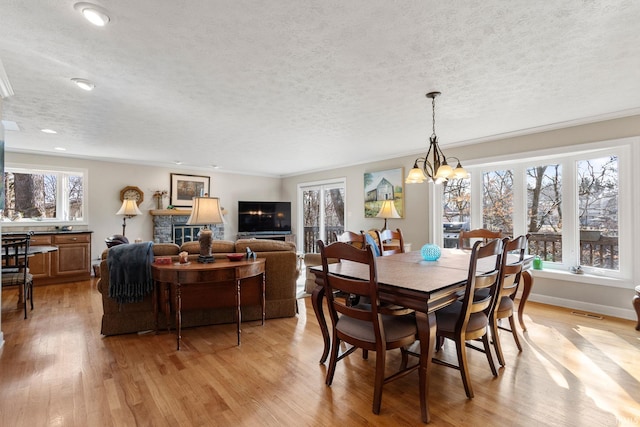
top-left (1, 280), bottom-right (639, 426)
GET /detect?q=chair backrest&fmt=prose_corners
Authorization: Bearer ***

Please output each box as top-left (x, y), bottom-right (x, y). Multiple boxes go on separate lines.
top-left (334, 230), bottom-right (366, 249)
top-left (318, 240), bottom-right (381, 330)
top-left (456, 239), bottom-right (503, 333)
top-left (458, 228), bottom-right (502, 250)
top-left (1, 234), bottom-right (31, 273)
top-left (495, 234), bottom-right (528, 303)
top-left (375, 228), bottom-right (405, 256)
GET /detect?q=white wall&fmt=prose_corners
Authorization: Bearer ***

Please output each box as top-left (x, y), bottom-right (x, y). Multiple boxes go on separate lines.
top-left (282, 114), bottom-right (640, 321)
top-left (2, 114), bottom-right (639, 326)
top-left (4, 152), bottom-right (283, 266)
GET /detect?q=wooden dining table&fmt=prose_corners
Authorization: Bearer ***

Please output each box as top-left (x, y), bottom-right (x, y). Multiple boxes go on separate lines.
top-left (310, 249), bottom-right (533, 423)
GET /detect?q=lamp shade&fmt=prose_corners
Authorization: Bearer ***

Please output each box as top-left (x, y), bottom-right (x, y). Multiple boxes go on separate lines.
top-left (376, 200), bottom-right (401, 219)
top-left (405, 166), bottom-right (426, 184)
top-left (116, 199), bottom-right (142, 217)
top-left (186, 197), bottom-right (224, 225)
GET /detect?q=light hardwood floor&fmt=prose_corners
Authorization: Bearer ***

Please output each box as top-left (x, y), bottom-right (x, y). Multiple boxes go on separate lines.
top-left (1, 280), bottom-right (639, 426)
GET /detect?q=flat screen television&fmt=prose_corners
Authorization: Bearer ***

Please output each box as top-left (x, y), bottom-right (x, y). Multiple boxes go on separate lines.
top-left (238, 201), bottom-right (292, 234)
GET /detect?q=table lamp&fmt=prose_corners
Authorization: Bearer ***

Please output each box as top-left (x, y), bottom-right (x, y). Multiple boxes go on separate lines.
top-left (116, 199), bottom-right (142, 237)
top-left (186, 196), bottom-right (224, 263)
top-left (376, 199), bottom-right (400, 231)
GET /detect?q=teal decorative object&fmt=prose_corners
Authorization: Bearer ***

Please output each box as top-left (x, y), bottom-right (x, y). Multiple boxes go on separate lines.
top-left (421, 244), bottom-right (441, 261)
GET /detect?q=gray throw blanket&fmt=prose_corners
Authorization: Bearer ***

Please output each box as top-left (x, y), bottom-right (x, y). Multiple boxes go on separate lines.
top-left (107, 242), bottom-right (154, 304)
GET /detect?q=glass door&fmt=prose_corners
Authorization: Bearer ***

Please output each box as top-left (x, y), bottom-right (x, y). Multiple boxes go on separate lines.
top-left (298, 179), bottom-right (346, 253)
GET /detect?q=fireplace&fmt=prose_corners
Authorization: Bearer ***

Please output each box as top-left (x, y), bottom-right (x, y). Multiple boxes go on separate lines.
top-left (150, 209), bottom-right (224, 245)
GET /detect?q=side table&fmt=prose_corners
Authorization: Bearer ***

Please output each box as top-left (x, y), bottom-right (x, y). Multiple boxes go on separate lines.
top-left (152, 258), bottom-right (266, 350)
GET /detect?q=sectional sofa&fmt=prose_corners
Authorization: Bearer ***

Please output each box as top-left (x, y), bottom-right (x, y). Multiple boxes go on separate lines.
top-left (97, 238), bottom-right (298, 336)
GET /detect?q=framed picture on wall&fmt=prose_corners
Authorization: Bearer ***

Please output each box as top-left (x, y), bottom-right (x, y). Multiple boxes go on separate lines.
top-left (363, 167), bottom-right (404, 218)
top-left (170, 173), bottom-right (210, 207)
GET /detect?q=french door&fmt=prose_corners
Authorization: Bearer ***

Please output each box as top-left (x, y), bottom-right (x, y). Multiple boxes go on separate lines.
top-left (298, 179), bottom-right (346, 253)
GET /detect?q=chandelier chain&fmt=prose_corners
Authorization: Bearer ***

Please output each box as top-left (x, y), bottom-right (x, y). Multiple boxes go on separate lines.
top-left (431, 94), bottom-right (437, 139)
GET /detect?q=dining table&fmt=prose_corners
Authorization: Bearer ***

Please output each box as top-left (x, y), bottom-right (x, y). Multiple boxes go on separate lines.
top-left (310, 248), bottom-right (533, 423)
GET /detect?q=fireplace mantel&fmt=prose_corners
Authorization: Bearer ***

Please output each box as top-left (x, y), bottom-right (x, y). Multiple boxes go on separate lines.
top-left (150, 209), bottom-right (192, 216)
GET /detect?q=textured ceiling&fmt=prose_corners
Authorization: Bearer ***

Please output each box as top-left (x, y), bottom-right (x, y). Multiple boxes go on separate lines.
top-left (1, 1), bottom-right (639, 177)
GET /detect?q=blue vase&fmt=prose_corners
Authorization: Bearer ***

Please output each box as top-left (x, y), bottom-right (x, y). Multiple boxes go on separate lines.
top-left (421, 244), bottom-right (441, 261)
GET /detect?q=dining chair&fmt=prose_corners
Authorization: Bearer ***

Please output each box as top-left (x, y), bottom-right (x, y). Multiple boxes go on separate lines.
top-left (334, 230), bottom-right (367, 249)
top-left (318, 240), bottom-right (420, 415)
top-left (2, 234), bottom-right (34, 319)
top-left (458, 228), bottom-right (502, 250)
top-left (433, 238), bottom-right (503, 398)
top-left (489, 235), bottom-right (528, 366)
top-left (375, 228), bottom-right (405, 256)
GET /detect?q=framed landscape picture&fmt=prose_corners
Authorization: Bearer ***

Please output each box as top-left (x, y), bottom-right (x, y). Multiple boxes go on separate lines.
top-left (363, 167), bottom-right (404, 218)
top-left (170, 173), bottom-right (210, 207)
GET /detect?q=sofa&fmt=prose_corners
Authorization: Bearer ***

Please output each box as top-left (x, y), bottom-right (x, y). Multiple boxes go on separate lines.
top-left (97, 238), bottom-right (298, 336)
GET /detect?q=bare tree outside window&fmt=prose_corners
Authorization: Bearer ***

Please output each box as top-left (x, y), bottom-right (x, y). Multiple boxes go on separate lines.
top-left (577, 156), bottom-right (618, 270)
top-left (442, 178), bottom-right (471, 224)
top-left (482, 170), bottom-right (513, 235)
top-left (527, 164), bottom-right (562, 262)
top-left (3, 169), bottom-right (84, 222)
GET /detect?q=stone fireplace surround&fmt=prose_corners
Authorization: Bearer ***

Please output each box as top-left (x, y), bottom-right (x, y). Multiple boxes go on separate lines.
top-left (150, 209), bottom-right (224, 245)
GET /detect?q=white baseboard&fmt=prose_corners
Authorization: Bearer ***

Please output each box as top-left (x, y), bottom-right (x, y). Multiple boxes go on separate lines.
top-left (529, 293), bottom-right (636, 321)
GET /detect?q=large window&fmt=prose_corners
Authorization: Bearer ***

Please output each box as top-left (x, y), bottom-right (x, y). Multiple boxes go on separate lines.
top-left (2, 165), bottom-right (86, 224)
top-left (439, 140), bottom-right (632, 280)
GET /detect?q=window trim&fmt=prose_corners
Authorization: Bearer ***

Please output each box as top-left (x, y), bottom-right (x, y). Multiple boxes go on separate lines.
top-left (2, 162), bottom-right (89, 227)
top-left (433, 137), bottom-right (638, 289)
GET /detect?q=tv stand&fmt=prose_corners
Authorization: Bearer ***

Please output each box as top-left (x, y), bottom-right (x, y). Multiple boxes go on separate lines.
top-left (237, 233), bottom-right (295, 243)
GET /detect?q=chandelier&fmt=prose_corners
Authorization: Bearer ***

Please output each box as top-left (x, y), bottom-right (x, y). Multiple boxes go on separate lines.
top-left (405, 91), bottom-right (468, 184)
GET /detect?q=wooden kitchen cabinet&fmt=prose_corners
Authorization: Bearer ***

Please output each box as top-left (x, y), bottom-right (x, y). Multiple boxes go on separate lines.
top-left (28, 234), bottom-right (54, 282)
top-left (30, 232), bottom-right (92, 285)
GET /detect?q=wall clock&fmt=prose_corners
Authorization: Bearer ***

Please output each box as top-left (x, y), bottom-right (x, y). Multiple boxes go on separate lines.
top-left (120, 186), bottom-right (144, 205)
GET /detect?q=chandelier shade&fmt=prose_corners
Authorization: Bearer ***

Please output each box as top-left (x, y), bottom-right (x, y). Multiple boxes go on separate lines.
top-left (405, 91), bottom-right (468, 184)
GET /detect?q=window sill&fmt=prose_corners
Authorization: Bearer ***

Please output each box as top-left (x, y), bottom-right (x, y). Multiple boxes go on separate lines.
top-left (530, 267), bottom-right (630, 289)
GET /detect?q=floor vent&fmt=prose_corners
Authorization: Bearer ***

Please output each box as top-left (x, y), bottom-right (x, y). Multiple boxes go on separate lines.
top-left (571, 311), bottom-right (604, 320)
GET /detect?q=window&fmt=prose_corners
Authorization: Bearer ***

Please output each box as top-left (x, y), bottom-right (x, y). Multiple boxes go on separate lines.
top-left (2, 165), bottom-right (86, 224)
top-left (439, 139), bottom-right (633, 281)
top-left (527, 163), bottom-right (563, 263)
top-left (482, 169), bottom-right (513, 235)
top-left (298, 179), bottom-right (346, 253)
top-left (577, 156), bottom-right (618, 270)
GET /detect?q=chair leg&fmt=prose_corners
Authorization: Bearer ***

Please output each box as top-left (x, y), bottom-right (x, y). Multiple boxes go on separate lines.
top-left (490, 319), bottom-right (506, 367)
top-left (456, 338), bottom-right (474, 399)
top-left (326, 336), bottom-right (341, 386)
top-left (372, 348), bottom-right (385, 414)
top-left (481, 334), bottom-right (498, 377)
top-left (400, 347), bottom-right (409, 370)
top-left (23, 283), bottom-right (28, 319)
top-left (362, 349), bottom-right (368, 359)
top-left (508, 315), bottom-right (522, 352)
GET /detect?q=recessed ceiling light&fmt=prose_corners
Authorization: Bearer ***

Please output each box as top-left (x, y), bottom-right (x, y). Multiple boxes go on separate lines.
top-left (74, 2), bottom-right (110, 26)
top-left (41, 129), bottom-right (57, 134)
top-left (211, 165), bottom-right (219, 169)
top-left (71, 78), bottom-right (95, 91)
top-left (54, 147), bottom-right (67, 151)
top-left (174, 161), bottom-right (182, 165)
